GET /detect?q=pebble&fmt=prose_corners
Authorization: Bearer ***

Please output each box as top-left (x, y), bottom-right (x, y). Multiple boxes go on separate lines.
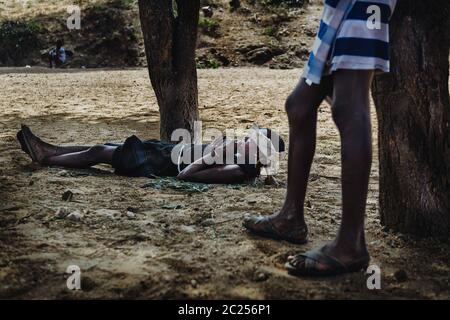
top-left (190, 279), bottom-right (198, 288)
top-left (55, 207), bottom-right (69, 219)
top-left (126, 207), bottom-right (138, 213)
top-left (254, 272), bottom-right (269, 282)
top-left (126, 211), bottom-right (136, 219)
top-left (67, 210), bottom-right (83, 222)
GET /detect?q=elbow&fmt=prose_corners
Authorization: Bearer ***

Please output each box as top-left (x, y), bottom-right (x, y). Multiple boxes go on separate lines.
top-left (177, 171), bottom-right (188, 181)
top-left (177, 172), bottom-right (185, 180)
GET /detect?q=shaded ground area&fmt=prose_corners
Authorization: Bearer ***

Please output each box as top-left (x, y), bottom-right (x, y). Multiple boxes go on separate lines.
top-left (0, 68), bottom-right (449, 299)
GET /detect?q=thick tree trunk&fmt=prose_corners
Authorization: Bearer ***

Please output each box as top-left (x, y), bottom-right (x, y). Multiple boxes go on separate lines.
top-left (138, 0), bottom-right (200, 141)
top-left (372, 0), bottom-right (450, 238)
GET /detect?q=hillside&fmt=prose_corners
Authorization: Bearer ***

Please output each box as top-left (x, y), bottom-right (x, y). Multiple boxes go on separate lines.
top-left (0, 0), bottom-right (322, 68)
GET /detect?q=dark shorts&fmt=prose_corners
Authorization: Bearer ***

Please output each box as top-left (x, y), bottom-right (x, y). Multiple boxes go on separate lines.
top-left (111, 136), bottom-right (179, 178)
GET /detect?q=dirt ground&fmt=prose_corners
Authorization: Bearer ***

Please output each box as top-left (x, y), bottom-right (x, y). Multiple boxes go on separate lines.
top-left (0, 68), bottom-right (449, 299)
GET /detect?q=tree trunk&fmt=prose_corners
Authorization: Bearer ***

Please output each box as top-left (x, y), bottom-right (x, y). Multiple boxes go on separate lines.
top-left (372, 0), bottom-right (450, 238)
top-left (138, 0), bottom-right (200, 141)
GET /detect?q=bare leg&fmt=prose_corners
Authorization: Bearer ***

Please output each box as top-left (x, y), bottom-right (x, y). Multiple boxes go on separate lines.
top-left (276, 77), bottom-right (333, 229)
top-left (288, 70), bottom-right (373, 271)
top-left (321, 69), bottom-right (373, 263)
top-left (20, 126), bottom-right (116, 168)
top-left (244, 77), bottom-right (332, 237)
top-left (44, 145), bottom-right (116, 168)
top-left (20, 126), bottom-right (92, 157)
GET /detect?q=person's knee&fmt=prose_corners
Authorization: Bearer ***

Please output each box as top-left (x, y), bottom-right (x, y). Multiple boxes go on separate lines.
top-left (331, 101), bottom-right (370, 130)
top-left (285, 93), bottom-right (316, 125)
top-left (87, 144), bottom-right (106, 159)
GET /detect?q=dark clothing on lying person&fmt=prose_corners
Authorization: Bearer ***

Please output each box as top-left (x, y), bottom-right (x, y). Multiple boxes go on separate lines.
top-left (109, 135), bottom-right (260, 179)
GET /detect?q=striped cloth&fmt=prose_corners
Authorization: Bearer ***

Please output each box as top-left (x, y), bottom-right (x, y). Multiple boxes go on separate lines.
top-left (302, 0), bottom-right (397, 85)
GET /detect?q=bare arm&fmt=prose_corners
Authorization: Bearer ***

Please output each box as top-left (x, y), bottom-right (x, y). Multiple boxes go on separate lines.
top-left (178, 164), bottom-right (246, 184)
top-left (177, 152), bottom-right (246, 184)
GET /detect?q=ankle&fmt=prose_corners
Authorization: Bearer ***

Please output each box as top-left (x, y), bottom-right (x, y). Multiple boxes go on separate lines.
top-left (279, 205), bottom-right (304, 222)
top-left (331, 232), bottom-right (368, 255)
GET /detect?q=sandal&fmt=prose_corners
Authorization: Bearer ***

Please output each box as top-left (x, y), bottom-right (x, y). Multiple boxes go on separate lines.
top-left (243, 216), bottom-right (308, 244)
top-left (285, 248), bottom-right (370, 277)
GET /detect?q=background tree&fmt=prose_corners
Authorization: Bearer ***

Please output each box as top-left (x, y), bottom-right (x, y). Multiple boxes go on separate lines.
top-left (138, 0), bottom-right (200, 141)
top-left (372, 0), bottom-right (450, 238)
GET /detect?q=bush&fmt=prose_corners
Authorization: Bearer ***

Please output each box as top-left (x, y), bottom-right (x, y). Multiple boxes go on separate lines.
top-left (0, 20), bottom-right (42, 66)
top-left (198, 17), bottom-right (220, 37)
top-left (261, 0), bottom-right (306, 7)
top-left (263, 26), bottom-right (277, 37)
top-left (197, 57), bottom-right (220, 69)
top-left (110, 0), bottom-right (136, 10)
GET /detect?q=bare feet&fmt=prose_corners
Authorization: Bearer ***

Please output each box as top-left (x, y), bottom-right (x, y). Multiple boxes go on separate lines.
top-left (20, 125), bottom-right (57, 164)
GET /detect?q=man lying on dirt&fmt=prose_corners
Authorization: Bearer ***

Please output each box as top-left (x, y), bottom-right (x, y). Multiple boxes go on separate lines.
top-left (17, 124), bottom-right (285, 184)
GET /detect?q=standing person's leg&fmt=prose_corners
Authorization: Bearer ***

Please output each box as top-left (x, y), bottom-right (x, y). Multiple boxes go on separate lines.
top-left (286, 69), bottom-right (374, 276)
top-left (243, 77), bottom-right (332, 243)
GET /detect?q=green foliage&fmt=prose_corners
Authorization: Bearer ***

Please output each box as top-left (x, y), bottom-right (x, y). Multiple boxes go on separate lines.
top-left (142, 177), bottom-right (211, 193)
top-left (0, 20), bottom-right (42, 65)
top-left (261, 0), bottom-right (306, 7)
top-left (197, 57), bottom-right (220, 69)
top-left (263, 26), bottom-right (276, 37)
top-left (198, 17), bottom-right (220, 37)
top-left (172, 0), bottom-right (179, 17)
top-left (109, 0), bottom-right (136, 9)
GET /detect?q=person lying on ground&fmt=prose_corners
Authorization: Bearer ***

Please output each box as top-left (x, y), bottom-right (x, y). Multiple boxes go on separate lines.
top-left (17, 125), bottom-right (285, 185)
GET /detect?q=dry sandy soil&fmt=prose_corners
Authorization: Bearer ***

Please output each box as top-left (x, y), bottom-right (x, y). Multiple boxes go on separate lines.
top-left (0, 67), bottom-right (449, 299)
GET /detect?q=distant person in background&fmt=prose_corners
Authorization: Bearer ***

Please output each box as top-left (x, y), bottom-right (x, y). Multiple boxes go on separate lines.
top-left (49, 39), bottom-right (66, 68)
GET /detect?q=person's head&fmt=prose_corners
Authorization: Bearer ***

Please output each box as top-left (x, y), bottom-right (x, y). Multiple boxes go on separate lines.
top-left (243, 126), bottom-right (285, 167)
top-left (56, 39), bottom-right (64, 49)
top-left (257, 127), bottom-right (286, 154)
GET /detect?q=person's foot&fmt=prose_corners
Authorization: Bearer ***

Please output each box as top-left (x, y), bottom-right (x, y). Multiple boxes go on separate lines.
top-left (286, 240), bottom-right (370, 276)
top-left (243, 207), bottom-right (308, 244)
top-left (17, 130), bottom-right (31, 157)
top-left (20, 125), bottom-right (57, 164)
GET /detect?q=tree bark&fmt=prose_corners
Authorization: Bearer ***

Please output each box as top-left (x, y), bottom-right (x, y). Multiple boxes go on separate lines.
top-left (138, 0), bottom-right (200, 141)
top-left (372, 0), bottom-right (450, 238)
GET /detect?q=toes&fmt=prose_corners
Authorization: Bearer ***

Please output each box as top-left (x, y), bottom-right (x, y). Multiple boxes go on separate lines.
top-left (243, 216), bottom-right (264, 229)
top-left (243, 216), bottom-right (256, 228)
top-left (288, 254), bottom-right (306, 268)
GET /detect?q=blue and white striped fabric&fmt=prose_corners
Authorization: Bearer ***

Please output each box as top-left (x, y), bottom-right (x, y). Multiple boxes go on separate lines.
top-left (302, 0), bottom-right (397, 85)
